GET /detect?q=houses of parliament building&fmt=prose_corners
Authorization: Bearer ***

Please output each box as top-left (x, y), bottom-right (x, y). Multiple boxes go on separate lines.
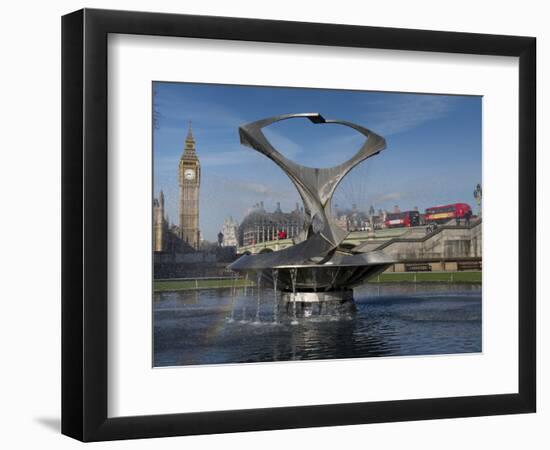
top-left (153, 123), bottom-right (307, 255)
top-left (153, 124), bottom-right (201, 253)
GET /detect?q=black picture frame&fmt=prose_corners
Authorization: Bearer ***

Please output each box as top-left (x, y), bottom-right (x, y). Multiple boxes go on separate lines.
top-left (61, 8), bottom-right (536, 442)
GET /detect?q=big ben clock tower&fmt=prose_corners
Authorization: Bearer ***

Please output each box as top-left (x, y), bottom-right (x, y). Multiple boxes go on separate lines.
top-left (178, 122), bottom-right (201, 250)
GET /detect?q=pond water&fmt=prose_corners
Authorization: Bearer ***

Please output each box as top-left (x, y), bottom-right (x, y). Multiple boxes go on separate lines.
top-left (153, 283), bottom-right (481, 367)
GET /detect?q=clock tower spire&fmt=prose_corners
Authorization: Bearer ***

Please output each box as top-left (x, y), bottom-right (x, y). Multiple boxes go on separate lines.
top-left (178, 121), bottom-right (201, 250)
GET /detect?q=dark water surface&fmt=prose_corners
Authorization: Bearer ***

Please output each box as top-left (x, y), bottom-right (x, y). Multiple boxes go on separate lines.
top-left (153, 283), bottom-right (481, 367)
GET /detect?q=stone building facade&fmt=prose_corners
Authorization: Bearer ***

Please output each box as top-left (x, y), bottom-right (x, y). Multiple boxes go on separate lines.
top-left (220, 217), bottom-right (239, 247)
top-left (153, 190), bottom-right (167, 252)
top-left (153, 123), bottom-right (201, 254)
top-left (239, 202), bottom-right (304, 246)
top-left (178, 123), bottom-right (201, 250)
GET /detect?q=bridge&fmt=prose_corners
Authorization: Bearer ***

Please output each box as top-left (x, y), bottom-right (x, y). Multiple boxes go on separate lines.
top-left (238, 219), bottom-right (482, 272)
top-left (238, 226), bottom-right (421, 254)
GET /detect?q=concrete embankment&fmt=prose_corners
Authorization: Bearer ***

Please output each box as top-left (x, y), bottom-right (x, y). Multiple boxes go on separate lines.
top-left (370, 271), bottom-right (481, 283)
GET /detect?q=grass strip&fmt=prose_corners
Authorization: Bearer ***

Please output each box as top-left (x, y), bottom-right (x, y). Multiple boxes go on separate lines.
top-left (154, 278), bottom-right (254, 292)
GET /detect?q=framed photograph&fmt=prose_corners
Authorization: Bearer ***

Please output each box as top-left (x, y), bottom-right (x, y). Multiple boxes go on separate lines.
top-left (62, 8), bottom-right (536, 441)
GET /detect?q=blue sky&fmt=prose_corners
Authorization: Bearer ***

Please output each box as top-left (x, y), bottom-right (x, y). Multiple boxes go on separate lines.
top-left (153, 82), bottom-right (481, 241)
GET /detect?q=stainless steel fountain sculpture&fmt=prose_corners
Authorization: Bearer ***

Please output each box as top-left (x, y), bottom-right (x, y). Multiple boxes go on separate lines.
top-left (228, 113), bottom-right (395, 311)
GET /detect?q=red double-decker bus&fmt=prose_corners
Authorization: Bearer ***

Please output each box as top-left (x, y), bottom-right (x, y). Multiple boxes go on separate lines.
top-left (424, 203), bottom-right (472, 224)
top-left (384, 210), bottom-right (421, 228)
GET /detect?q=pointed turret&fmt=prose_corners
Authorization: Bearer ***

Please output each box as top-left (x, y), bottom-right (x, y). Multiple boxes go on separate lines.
top-left (153, 190), bottom-right (166, 252)
top-left (181, 121), bottom-right (197, 157)
top-left (186, 121), bottom-right (194, 141)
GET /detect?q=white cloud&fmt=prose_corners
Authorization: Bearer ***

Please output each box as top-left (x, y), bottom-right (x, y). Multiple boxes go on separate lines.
top-left (374, 192), bottom-right (402, 203)
top-left (365, 95), bottom-right (454, 136)
top-left (263, 127), bottom-right (304, 159)
top-left (199, 149), bottom-right (260, 167)
top-left (220, 179), bottom-right (296, 200)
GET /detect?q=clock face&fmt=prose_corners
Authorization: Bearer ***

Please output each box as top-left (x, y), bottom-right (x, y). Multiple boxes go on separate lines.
top-left (184, 169), bottom-right (195, 180)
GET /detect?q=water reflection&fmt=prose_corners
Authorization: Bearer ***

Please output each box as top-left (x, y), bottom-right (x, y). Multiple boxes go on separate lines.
top-left (153, 283), bottom-right (481, 367)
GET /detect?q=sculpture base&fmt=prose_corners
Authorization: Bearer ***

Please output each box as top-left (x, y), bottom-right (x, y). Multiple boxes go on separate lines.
top-left (281, 290), bottom-right (354, 304)
top-left (281, 290), bottom-right (355, 318)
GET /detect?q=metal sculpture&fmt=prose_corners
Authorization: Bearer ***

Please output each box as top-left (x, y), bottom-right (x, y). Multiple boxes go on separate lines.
top-left (229, 113), bottom-right (395, 307)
